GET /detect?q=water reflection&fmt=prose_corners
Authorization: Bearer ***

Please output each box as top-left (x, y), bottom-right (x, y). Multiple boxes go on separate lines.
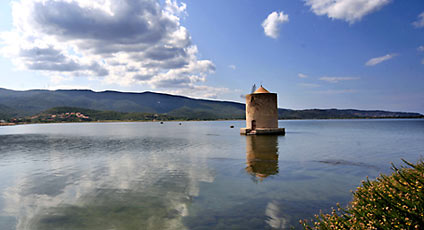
top-left (245, 135), bottom-right (279, 181)
top-left (1, 135), bottom-right (214, 230)
top-left (265, 201), bottom-right (290, 229)
top-left (2, 120), bottom-right (421, 230)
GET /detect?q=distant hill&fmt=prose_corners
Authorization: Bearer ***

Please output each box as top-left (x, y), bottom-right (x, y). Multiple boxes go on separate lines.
top-left (278, 109), bottom-right (423, 119)
top-left (0, 104), bottom-right (18, 120)
top-left (0, 88), bottom-right (422, 121)
top-left (16, 107), bottom-right (168, 123)
top-left (0, 88), bottom-right (245, 120)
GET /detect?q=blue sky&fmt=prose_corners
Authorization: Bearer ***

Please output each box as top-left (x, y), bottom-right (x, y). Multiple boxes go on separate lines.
top-left (0, 0), bottom-right (423, 113)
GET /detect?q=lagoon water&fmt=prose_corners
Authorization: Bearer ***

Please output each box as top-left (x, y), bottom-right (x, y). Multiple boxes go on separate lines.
top-left (0, 119), bottom-right (423, 229)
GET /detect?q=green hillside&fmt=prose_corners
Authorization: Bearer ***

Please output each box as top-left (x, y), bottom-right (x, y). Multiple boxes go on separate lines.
top-left (0, 88), bottom-right (422, 122)
top-left (0, 104), bottom-right (18, 120)
top-left (0, 88), bottom-right (245, 118)
top-left (21, 107), bottom-right (169, 123)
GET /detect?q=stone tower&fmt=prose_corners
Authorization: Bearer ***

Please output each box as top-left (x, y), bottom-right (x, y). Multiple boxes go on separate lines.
top-left (240, 86), bottom-right (285, 135)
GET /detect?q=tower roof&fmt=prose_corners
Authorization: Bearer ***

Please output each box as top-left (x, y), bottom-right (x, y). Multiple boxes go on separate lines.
top-left (253, 86), bottom-right (270, 94)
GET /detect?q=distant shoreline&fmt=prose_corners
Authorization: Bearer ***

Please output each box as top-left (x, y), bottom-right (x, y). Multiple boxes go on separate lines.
top-left (1, 89), bottom-right (422, 123)
top-left (3, 117), bottom-right (423, 126)
top-left (0, 123), bottom-right (16, 126)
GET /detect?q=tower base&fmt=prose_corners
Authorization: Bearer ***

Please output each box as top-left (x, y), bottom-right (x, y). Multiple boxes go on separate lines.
top-left (240, 128), bottom-right (285, 135)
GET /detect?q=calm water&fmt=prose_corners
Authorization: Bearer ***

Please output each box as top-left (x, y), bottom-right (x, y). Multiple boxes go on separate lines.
top-left (0, 119), bottom-right (423, 230)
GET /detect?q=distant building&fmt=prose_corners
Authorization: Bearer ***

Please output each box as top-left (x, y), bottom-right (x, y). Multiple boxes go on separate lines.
top-left (240, 86), bottom-right (285, 135)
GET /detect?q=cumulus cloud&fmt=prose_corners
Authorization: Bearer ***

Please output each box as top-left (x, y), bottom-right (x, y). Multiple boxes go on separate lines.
top-left (298, 73), bottom-right (308, 78)
top-left (319, 76), bottom-right (359, 83)
top-left (0, 0), bottom-right (225, 98)
top-left (413, 12), bottom-right (424, 28)
top-left (365, 53), bottom-right (397, 66)
top-left (305, 0), bottom-right (391, 24)
top-left (262, 11), bottom-right (289, 39)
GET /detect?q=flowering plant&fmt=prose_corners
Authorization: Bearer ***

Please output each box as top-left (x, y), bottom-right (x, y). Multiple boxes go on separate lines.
top-left (301, 159), bottom-right (424, 229)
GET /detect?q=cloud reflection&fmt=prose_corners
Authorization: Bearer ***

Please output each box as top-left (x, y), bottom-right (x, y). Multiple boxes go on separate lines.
top-left (2, 135), bottom-right (214, 230)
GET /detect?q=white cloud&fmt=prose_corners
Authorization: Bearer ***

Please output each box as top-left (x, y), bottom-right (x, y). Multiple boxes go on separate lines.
top-left (262, 11), bottom-right (289, 39)
top-left (48, 84), bottom-right (91, 90)
top-left (413, 12), bottom-right (424, 28)
top-left (315, 89), bottom-right (357, 94)
top-left (365, 53), bottom-right (397, 66)
top-left (298, 73), bottom-right (308, 78)
top-left (319, 76), bottom-right (359, 83)
top-left (0, 0), bottom-right (224, 97)
top-left (228, 64), bottom-right (236, 70)
top-left (49, 75), bottom-right (70, 84)
top-left (164, 85), bottom-right (232, 99)
top-left (417, 46), bottom-right (424, 65)
top-left (305, 0), bottom-right (391, 24)
top-left (164, 0), bottom-right (187, 16)
top-left (298, 83), bottom-right (320, 88)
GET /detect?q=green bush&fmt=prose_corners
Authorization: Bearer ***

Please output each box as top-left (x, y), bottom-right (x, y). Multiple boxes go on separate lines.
top-left (302, 159), bottom-right (424, 229)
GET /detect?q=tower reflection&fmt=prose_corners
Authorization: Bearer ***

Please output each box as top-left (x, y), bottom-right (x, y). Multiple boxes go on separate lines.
top-left (245, 135), bottom-right (279, 181)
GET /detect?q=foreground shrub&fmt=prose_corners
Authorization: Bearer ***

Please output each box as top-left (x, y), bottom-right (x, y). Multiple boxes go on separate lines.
top-left (302, 159), bottom-right (424, 229)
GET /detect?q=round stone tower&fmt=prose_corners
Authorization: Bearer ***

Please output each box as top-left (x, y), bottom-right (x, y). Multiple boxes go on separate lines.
top-left (240, 86), bottom-right (285, 135)
top-left (245, 86), bottom-right (278, 129)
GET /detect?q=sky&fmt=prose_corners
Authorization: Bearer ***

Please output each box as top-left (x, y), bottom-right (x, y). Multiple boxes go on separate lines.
top-left (0, 0), bottom-right (423, 113)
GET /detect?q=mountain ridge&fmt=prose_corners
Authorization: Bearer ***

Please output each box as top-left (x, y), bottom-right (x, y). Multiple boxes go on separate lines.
top-left (0, 88), bottom-right (422, 121)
